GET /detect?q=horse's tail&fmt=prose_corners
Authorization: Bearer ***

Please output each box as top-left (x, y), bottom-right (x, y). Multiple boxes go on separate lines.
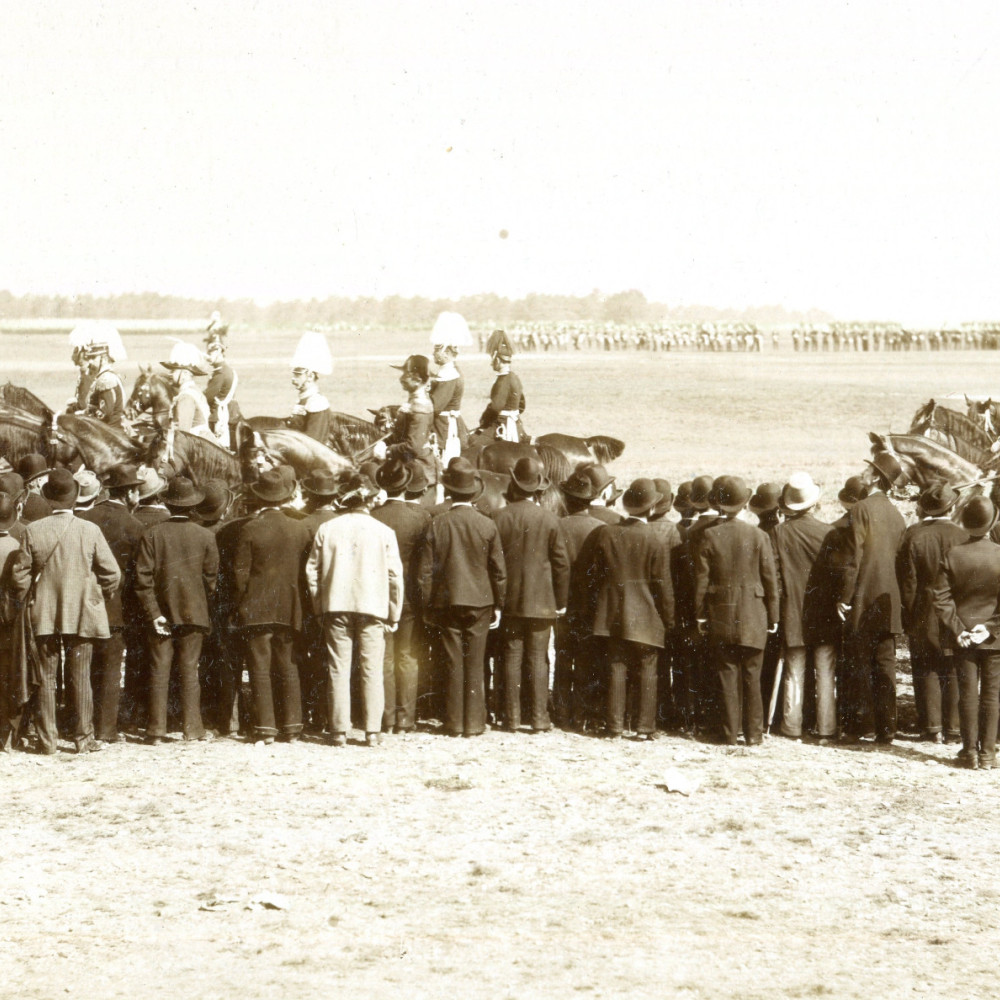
top-left (535, 443), bottom-right (572, 486)
top-left (584, 435), bottom-right (625, 464)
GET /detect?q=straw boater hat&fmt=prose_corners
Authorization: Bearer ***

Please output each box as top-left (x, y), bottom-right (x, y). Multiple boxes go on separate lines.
top-left (781, 472), bottom-right (821, 511)
top-left (430, 312), bottom-right (473, 347)
top-left (161, 341), bottom-right (209, 376)
top-left (290, 331), bottom-right (333, 375)
top-left (69, 321), bottom-right (127, 362)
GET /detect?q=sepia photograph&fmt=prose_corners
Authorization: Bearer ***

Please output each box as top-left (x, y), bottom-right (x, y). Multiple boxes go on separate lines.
top-left (3, 3), bottom-right (1000, 997)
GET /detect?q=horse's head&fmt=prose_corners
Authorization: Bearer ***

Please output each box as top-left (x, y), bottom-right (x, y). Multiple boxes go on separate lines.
top-left (909, 399), bottom-right (935, 435)
top-left (367, 406), bottom-right (398, 436)
top-left (126, 364), bottom-right (172, 423)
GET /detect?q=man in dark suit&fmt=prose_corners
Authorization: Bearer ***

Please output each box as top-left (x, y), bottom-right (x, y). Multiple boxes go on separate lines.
top-left (933, 496), bottom-right (1000, 768)
top-left (770, 473), bottom-right (836, 740)
top-left (16, 469), bottom-right (120, 754)
top-left (75, 463), bottom-right (144, 743)
top-left (579, 464), bottom-right (623, 525)
top-left (15, 455), bottom-right (53, 523)
top-left (553, 470), bottom-right (604, 730)
top-left (591, 479), bottom-right (674, 739)
top-left (898, 483), bottom-right (966, 743)
top-left (492, 457), bottom-right (570, 732)
top-left (134, 477), bottom-right (219, 744)
top-left (231, 470), bottom-right (313, 745)
top-left (837, 452), bottom-right (907, 744)
top-left (416, 457), bottom-right (506, 737)
top-left (695, 476), bottom-right (779, 746)
top-left (132, 466), bottom-right (171, 529)
top-left (647, 479), bottom-right (682, 729)
top-left (372, 460), bottom-right (432, 734)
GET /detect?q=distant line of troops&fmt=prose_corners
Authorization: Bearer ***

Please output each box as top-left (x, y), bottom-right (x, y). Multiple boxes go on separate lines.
top-left (4, 446), bottom-right (1000, 768)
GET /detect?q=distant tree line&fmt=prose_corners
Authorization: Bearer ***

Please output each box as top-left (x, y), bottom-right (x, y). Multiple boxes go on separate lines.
top-left (0, 288), bottom-right (832, 328)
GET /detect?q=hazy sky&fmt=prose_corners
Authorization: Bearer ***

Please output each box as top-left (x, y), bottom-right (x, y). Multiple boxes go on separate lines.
top-left (2, 1), bottom-right (999, 321)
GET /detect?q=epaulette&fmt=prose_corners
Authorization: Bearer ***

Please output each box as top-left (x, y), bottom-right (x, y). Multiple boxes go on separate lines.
top-left (93, 370), bottom-right (121, 392)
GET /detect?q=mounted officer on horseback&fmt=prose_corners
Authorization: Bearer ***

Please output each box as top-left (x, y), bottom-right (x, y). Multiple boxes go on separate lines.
top-left (478, 328), bottom-right (528, 443)
top-left (67, 322), bottom-right (127, 429)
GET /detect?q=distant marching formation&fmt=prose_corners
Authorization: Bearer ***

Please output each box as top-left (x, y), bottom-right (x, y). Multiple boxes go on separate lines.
top-left (467, 320), bottom-right (1000, 353)
top-left (2, 313), bottom-right (1000, 771)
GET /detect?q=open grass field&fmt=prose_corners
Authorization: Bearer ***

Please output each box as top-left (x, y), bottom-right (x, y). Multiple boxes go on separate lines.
top-left (4, 330), bottom-right (1000, 999)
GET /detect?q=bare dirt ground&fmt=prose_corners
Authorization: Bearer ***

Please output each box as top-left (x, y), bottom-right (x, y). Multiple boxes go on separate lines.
top-left (4, 336), bottom-right (1000, 997)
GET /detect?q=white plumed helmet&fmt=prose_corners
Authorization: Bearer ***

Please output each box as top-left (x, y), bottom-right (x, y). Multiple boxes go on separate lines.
top-left (69, 321), bottom-right (127, 362)
top-left (290, 331), bottom-right (333, 375)
top-left (161, 340), bottom-right (209, 375)
top-left (430, 311), bottom-right (472, 348)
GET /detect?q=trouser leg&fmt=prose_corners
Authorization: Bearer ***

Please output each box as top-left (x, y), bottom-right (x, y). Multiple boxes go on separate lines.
top-left (175, 628), bottom-right (205, 740)
top-left (813, 643), bottom-right (838, 737)
top-left (606, 638), bottom-right (628, 735)
top-left (63, 637), bottom-right (94, 748)
top-left (392, 613), bottom-right (418, 730)
top-left (633, 643), bottom-right (658, 735)
top-left (741, 646), bottom-right (764, 744)
top-left (909, 638), bottom-right (930, 734)
top-left (34, 635), bottom-right (60, 752)
top-left (712, 641), bottom-right (740, 744)
top-left (552, 618), bottom-right (574, 728)
top-left (323, 614), bottom-right (354, 736)
top-left (502, 617), bottom-right (525, 730)
top-left (146, 631), bottom-right (173, 738)
top-left (357, 616), bottom-right (386, 735)
top-left (525, 618), bottom-right (552, 731)
top-left (91, 629), bottom-right (125, 741)
top-left (382, 626), bottom-right (397, 732)
top-left (979, 654), bottom-right (1000, 759)
top-left (872, 635), bottom-right (897, 740)
top-left (957, 655), bottom-right (979, 755)
top-left (273, 628), bottom-right (301, 736)
top-left (246, 629), bottom-right (277, 738)
top-left (780, 646), bottom-right (806, 737)
top-left (461, 607), bottom-right (490, 736)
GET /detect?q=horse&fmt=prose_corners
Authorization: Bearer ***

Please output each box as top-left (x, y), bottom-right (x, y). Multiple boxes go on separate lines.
top-left (869, 431), bottom-right (984, 488)
top-left (248, 411), bottom-right (382, 459)
top-left (147, 426), bottom-right (243, 487)
top-left (909, 399), bottom-right (992, 464)
top-left (125, 365), bottom-right (174, 430)
top-left (55, 414), bottom-right (142, 475)
top-left (534, 432), bottom-right (625, 467)
top-left (0, 405), bottom-right (64, 468)
top-left (0, 382), bottom-right (54, 421)
top-left (965, 394), bottom-right (1000, 442)
top-left (249, 427), bottom-right (354, 480)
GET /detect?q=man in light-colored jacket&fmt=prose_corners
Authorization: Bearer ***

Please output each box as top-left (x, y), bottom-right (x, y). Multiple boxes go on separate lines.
top-left (306, 474), bottom-right (403, 746)
top-left (17, 469), bottom-right (120, 754)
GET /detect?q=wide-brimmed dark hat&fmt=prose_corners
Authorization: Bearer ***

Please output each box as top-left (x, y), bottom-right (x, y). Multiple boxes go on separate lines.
top-left (510, 456), bottom-right (550, 494)
top-left (918, 482), bottom-right (959, 518)
top-left (161, 476), bottom-right (205, 508)
top-left (196, 479), bottom-right (234, 522)
top-left (622, 478), bottom-right (663, 516)
top-left (559, 470), bottom-right (598, 502)
top-left (105, 464), bottom-right (144, 490)
top-left (0, 472), bottom-right (26, 501)
top-left (689, 475), bottom-right (714, 512)
top-left (838, 475), bottom-right (869, 505)
top-left (404, 462), bottom-right (431, 496)
top-left (301, 469), bottom-right (340, 498)
top-left (391, 355), bottom-right (431, 382)
top-left (711, 475), bottom-right (752, 514)
top-left (748, 482), bottom-right (783, 514)
top-left (651, 478), bottom-right (673, 517)
top-left (42, 468), bottom-right (78, 506)
top-left (16, 453), bottom-right (51, 484)
top-left (961, 496), bottom-right (999, 535)
top-left (376, 459), bottom-right (412, 494)
top-left (0, 493), bottom-right (16, 532)
top-left (441, 457), bottom-right (483, 498)
top-left (252, 469), bottom-right (295, 505)
top-left (865, 452), bottom-right (903, 488)
top-left (580, 464), bottom-right (621, 502)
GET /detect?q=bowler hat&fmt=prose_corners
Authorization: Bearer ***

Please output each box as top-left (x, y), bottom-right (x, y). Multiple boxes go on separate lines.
top-left (251, 469), bottom-right (295, 505)
top-left (105, 464), bottom-right (143, 490)
top-left (510, 456), bottom-right (550, 494)
top-left (917, 483), bottom-right (959, 518)
top-left (961, 496), bottom-right (999, 535)
top-left (376, 459), bottom-right (412, 494)
top-left (711, 475), bottom-right (751, 514)
top-left (651, 478), bottom-right (674, 517)
top-left (196, 479), bottom-right (233, 523)
top-left (0, 472), bottom-right (26, 500)
top-left (161, 476), bottom-right (204, 508)
top-left (136, 465), bottom-right (167, 500)
top-left (559, 470), bottom-right (598, 502)
top-left (42, 468), bottom-right (78, 506)
top-left (837, 476), bottom-right (869, 505)
top-left (781, 472), bottom-right (821, 512)
top-left (622, 478), bottom-right (663, 516)
top-left (276, 465), bottom-right (297, 491)
top-left (391, 355), bottom-right (432, 382)
top-left (748, 482), bottom-right (783, 514)
top-left (581, 464), bottom-right (621, 502)
top-left (16, 453), bottom-right (50, 484)
top-left (73, 469), bottom-right (102, 506)
top-left (865, 452), bottom-right (903, 488)
top-left (0, 494), bottom-right (16, 532)
top-left (441, 457), bottom-right (483, 498)
top-left (301, 469), bottom-right (340, 498)
top-left (674, 481), bottom-right (694, 515)
top-left (689, 475), bottom-right (714, 512)
top-left (404, 462), bottom-right (431, 496)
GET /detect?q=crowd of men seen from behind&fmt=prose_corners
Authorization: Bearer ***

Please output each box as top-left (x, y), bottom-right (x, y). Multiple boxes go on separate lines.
top-left (1, 448), bottom-right (999, 769)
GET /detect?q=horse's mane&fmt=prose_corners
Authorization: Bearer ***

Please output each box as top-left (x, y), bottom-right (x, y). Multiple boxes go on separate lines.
top-left (57, 414), bottom-right (141, 473)
top-left (164, 430), bottom-right (242, 487)
top-left (257, 428), bottom-right (354, 474)
top-left (535, 443), bottom-right (572, 486)
top-left (0, 382), bottom-right (53, 422)
top-left (0, 408), bottom-right (49, 465)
